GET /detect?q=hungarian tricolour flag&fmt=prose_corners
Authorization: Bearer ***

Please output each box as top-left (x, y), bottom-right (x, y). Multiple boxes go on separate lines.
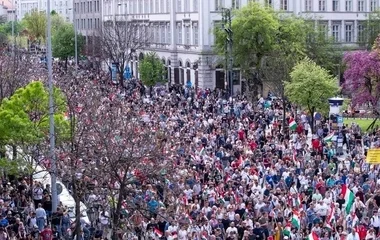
top-left (291, 210), bottom-right (301, 229)
top-left (307, 231), bottom-right (319, 240)
top-left (283, 223), bottom-right (292, 236)
top-left (324, 132), bottom-right (335, 142)
top-left (289, 118), bottom-right (297, 131)
top-left (341, 184), bottom-right (355, 215)
top-left (154, 228), bottom-right (163, 237)
top-left (325, 202), bottom-right (335, 229)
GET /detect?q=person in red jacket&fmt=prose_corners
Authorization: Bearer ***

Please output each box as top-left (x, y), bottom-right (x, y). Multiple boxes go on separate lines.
top-left (355, 224), bottom-right (368, 240)
top-left (312, 138), bottom-right (320, 154)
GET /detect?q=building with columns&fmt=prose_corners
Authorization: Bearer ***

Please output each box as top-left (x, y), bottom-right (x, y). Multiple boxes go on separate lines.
top-left (101, 0), bottom-right (377, 91)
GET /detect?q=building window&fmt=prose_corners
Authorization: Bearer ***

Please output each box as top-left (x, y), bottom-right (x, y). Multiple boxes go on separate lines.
top-left (139, 0), bottom-right (143, 13)
top-left (193, 0), bottom-right (198, 11)
top-left (332, 0), bottom-right (339, 11)
top-left (167, 24), bottom-right (171, 43)
top-left (232, 0), bottom-right (240, 9)
top-left (193, 24), bottom-right (199, 45)
top-left (155, 0), bottom-right (159, 12)
top-left (358, 23), bottom-right (365, 42)
top-left (345, 24), bottom-right (353, 42)
top-left (161, 25), bottom-right (165, 44)
top-left (215, 0), bottom-right (224, 11)
top-left (332, 24), bottom-right (340, 42)
top-left (184, 0), bottom-right (190, 11)
top-left (305, 0), bottom-right (312, 11)
top-left (358, 0), bottom-right (364, 11)
top-left (185, 25), bottom-right (190, 45)
top-left (280, 0), bottom-right (288, 10)
top-left (177, 24), bottom-right (182, 44)
top-left (318, 0), bottom-right (326, 11)
top-left (177, 0), bottom-right (182, 12)
top-left (318, 23), bottom-right (328, 38)
top-left (160, 0), bottom-right (164, 12)
top-left (345, 0), bottom-right (352, 11)
top-left (371, 0), bottom-right (377, 11)
top-left (264, 0), bottom-right (273, 6)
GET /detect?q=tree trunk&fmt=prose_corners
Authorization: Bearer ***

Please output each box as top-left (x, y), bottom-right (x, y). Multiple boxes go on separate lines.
top-left (72, 178), bottom-right (82, 240)
top-left (12, 145), bottom-right (17, 160)
top-left (118, 69), bottom-right (124, 88)
top-left (65, 57), bottom-right (68, 70)
top-left (310, 107), bottom-right (315, 134)
top-left (112, 183), bottom-right (124, 240)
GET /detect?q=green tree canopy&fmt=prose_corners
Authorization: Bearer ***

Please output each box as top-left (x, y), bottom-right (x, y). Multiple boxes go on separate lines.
top-left (213, 2), bottom-right (336, 98)
top-left (285, 58), bottom-right (339, 132)
top-left (52, 23), bottom-right (84, 66)
top-left (0, 81), bottom-right (69, 145)
top-left (138, 52), bottom-right (166, 87)
top-left (23, 10), bottom-right (46, 41)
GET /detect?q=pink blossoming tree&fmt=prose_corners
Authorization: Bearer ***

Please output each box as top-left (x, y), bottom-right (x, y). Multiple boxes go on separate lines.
top-left (343, 35), bottom-right (380, 129)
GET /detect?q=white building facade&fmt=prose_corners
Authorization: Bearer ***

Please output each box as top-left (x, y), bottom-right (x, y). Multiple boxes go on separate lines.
top-left (101, 0), bottom-right (379, 91)
top-left (16, 0), bottom-right (73, 21)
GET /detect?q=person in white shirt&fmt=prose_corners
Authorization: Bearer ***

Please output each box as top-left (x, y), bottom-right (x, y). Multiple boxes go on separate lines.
top-left (347, 227), bottom-right (360, 240)
top-left (226, 222), bottom-right (238, 238)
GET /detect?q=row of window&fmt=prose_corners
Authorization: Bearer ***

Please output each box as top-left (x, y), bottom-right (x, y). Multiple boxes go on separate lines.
top-left (75, 18), bottom-right (101, 30)
top-left (319, 22), bottom-right (365, 42)
top-left (215, 0), bottom-right (379, 12)
top-left (74, 0), bottom-right (100, 14)
top-left (149, 22), bottom-right (199, 46)
top-left (116, 0), bottom-right (198, 15)
top-left (313, 0), bottom-right (378, 12)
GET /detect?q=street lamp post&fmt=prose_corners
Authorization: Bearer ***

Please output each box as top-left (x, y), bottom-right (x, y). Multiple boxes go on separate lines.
top-left (47, 0), bottom-right (58, 212)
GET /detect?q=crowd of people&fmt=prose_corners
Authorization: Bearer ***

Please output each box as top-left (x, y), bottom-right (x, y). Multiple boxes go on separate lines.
top-left (0, 60), bottom-right (379, 240)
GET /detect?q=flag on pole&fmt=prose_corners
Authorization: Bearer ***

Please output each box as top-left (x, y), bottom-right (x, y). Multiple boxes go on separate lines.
top-left (323, 132), bottom-right (335, 142)
top-left (341, 184), bottom-right (355, 215)
top-left (283, 222), bottom-right (292, 236)
top-left (289, 118), bottom-right (297, 131)
top-left (307, 231), bottom-right (319, 240)
top-left (325, 203), bottom-right (335, 229)
top-left (154, 228), bottom-right (163, 237)
top-left (291, 211), bottom-right (301, 229)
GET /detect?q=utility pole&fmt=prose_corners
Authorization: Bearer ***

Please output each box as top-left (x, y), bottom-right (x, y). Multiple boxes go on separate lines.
top-left (222, 8), bottom-right (233, 97)
top-left (47, 0), bottom-right (58, 212)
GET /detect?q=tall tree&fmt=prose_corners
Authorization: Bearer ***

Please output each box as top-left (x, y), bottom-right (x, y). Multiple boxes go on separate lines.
top-left (55, 71), bottom-right (180, 239)
top-left (139, 52), bottom-right (166, 91)
top-left (285, 58), bottom-right (339, 132)
top-left (214, 3), bottom-right (316, 100)
top-left (343, 35), bottom-right (380, 129)
top-left (23, 9), bottom-right (46, 42)
top-left (214, 2), bottom-right (279, 99)
top-left (100, 19), bottom-right (149, 86)
top-left (52, 23), bottom-right (84, 68)
top-left (0, 81), bottom-right (69, 185)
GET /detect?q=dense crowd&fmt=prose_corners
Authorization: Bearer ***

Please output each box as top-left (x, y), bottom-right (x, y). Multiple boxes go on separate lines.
top-left (0, 63), bottom-right (379, 240)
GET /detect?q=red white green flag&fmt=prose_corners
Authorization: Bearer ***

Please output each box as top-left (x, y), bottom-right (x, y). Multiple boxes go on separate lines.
top-left (291, 210), bottom-right (301, 229)
top-left (341, 184), bottom-right (355, 215)
top-left (307, 231), bottom-right (319, 240)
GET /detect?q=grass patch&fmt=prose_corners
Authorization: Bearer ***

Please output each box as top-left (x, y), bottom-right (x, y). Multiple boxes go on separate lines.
top-left (344, 118), bottom-right (377, 132)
